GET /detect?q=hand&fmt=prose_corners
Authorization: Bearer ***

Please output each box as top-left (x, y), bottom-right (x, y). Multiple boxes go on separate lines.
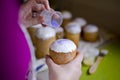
top-left (46, 51), bottom-right (83, 80)
top-left (35, 0), bottom-right (50, 10)
top-left (19, 0), bottom-right (50, 27)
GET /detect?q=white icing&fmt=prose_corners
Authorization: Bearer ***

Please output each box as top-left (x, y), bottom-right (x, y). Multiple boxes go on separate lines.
top-left (65, 22), bottom-right (81, 34)
top-left (73, 18), bottom-right (87, 26)
top-left (31, 24), bottom-right (42, 28)
top-left (62, 11), bottom-right (72, 19)
top-left (50, 39), bottom-right (76, 53)
top-left (100, 49), bottom-right (108, 55)
top-left (84, 24), bottom-right (98, 33)
top-left (55, 27), bottom-right (64, 33)
top-left (35, 26), bottom-right (56, 40)
top-left (84, 47), bottom-right (99, 58)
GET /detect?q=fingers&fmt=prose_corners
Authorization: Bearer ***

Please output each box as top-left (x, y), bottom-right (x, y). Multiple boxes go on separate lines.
top-left (35, 0), bottom-right (50, 10)
top-left (45, 55), bottom-right (58, 68)
top-left (32, 4), bottom-right (45, 13)
top-left (42, 0), bottom-right (50, 10)
top-left (22, 0), bottom-right (35, 10)
top-left (26, 14), bottom-right (44, 26)
top-left (70, 51), bottom-right (83, 64)
top-left (75, 51), bottom-right (83, 62)
top-left (19, 0), bottom-right (35, 24)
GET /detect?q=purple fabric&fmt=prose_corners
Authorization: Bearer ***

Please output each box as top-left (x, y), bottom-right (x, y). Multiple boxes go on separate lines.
top-left (0, 0), bottom-right (31, 80)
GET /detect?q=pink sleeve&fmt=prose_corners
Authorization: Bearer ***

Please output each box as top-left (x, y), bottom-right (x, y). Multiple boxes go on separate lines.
top-left (0, 0), bottom-right (31, 80)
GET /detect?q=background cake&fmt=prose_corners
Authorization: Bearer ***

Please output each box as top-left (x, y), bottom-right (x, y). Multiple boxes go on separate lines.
top-left (35, 26), bottom-right (56, 59)
top-left (54, 27), bottom-right (64, 39)
top-left (73, 18), bottom-right (87, 37)
top-left (61, 11), bottom-right (72, 28)
top-left (83, 24), bottom-right (99, 42)
top-left (73, 17), bottom-right (87, 27)
top-left (27, 24), bottom-right (42, 45)
top-left (65, 22), bottom-right (81, 47)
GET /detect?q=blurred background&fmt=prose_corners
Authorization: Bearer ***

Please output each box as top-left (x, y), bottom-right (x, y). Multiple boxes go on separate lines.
top-left (49, 0), bottom-right (120, 35)
top-left (28, 1), bottom-right (120, 80)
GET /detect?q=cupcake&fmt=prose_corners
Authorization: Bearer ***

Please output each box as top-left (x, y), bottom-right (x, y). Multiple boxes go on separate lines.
top-left (65, 22), bottom-right (81, 47)
top-left (35, 26), bottom-right (56, 59)
top-left (73, 18), bottom-right (87, 37)
top-left (73, 18), bottom-right (87, 27)
top-left (83, 24), bottom-right (99, 42)
top-left (62, 11), bottom-right (72, 28)
top-left (27, 24), bottom-right (42, 45)
top-left (49, 39), bottom-right (77, 64)
top-left (54, 27), bottom-right (64, 39)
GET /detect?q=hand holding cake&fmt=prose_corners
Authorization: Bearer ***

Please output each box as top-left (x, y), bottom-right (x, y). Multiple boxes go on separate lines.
top-left (46, 39), bottom-right (83, 80)
top-left (46, 52), bottom-right (83, 80)
top-left (49, 39), bottom-right (77, 64)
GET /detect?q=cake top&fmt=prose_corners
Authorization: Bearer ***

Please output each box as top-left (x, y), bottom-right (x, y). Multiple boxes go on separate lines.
top-left (35, 26), bottom-right (56, 40)
top-left (84, 24), bottom-right (98, 32)
top-left (55, 27), bottom-right (64, 33)
top-left (73, 18), bottom-right (87, 27)
top-left (62, 11), bottom-right (72, 19)
top-left (84, 47), bottom-right (99, 58)
top-left (50, 39), bottom-right (76, 53)
top-left (65, 22), bottom-right (81, 34)
top-left (31, 24), bottom-right (42, 28)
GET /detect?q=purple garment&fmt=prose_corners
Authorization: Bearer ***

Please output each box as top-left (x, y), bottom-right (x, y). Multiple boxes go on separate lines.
top-left (0, 0), bottom-right (31, 80)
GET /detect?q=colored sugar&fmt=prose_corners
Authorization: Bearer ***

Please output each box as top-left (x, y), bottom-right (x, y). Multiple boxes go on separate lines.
top-left (51, 19), bottom-right (59, 28)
